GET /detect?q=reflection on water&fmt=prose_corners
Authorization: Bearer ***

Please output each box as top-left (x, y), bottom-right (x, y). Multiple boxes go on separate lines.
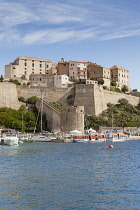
top-left (1, 141), bottom-right (140, 209)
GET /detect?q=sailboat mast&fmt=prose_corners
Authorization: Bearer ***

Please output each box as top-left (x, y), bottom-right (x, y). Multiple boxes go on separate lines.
top-left (41, 93), bottom-right (43, 132)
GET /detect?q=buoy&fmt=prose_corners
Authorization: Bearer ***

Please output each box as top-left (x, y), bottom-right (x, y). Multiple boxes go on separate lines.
top-left (108, 145), bottom-right (114, 148)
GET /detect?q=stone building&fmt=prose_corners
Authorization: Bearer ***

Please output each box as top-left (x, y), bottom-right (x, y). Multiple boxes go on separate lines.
top-left (4, 56), bottom-right (52, 80)
top-left (110, 65), bottom-right (130, 90)
top-left (57, 58), bottom-right (69, 76)
top-left (29, 74), bottom-right (54, 87)
top-left (69, 61), bottom-right (87, 82)
top-left (54, 74), bottom-right (70, 88)
top-left (87, 62), bottom-right (111, 88)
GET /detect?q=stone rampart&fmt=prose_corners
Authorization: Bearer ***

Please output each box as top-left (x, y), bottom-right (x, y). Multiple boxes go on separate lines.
top-left (0, 83), bottom-right (140, 117)
top-left (35, 99), bottom-right (61, 133)
top-left (94, 86), bottom-right (140, 115)
top-left (61, 106), bottom-right (84, 133)
top-left (74, 84), bottom-right (140, 115)
top-left (17, 85), bottom-right (74, 104)
top-left (0, 82), bottom-right (20, 110)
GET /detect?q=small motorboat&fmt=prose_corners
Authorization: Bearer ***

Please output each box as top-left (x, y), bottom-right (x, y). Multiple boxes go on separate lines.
top-left (4, 132), bottom-right (19, 146)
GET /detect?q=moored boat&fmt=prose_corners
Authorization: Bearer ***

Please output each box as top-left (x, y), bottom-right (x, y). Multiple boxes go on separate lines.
top-left (73, 133), bottom-right (106, 142)
top-left (4, 132), bottom-right (19, 146)
top-left (32, 133), bottom-right (51, 142)
top-left (73, 134), bottom-right (89, 143)
top-left (105, 133), bottom-right (128, 142)
top-left (90, 134), bottom-right (106, 142)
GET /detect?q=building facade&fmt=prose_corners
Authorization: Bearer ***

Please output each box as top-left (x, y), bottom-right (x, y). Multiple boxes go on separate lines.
top-left (54, 74), bottom-right (69, 88)
top-left (69, 61), bottom-right (87, 82)
top-left (87, 62), bottom-right (111, 88)
top-left (4, 56), bottom-right (52, 80)
top-left (29, 74), bottom-right (54, 87)
top-left (110, 65), bottom-right (130, 89)
top-left (57, 58), bottom-right (69, 76)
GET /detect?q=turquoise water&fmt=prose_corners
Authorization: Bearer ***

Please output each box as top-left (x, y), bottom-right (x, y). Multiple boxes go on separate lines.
top-left (0, 140), bottom-right (140, 209)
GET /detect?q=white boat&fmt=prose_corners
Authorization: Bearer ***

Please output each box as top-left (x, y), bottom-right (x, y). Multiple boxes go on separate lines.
top-left (32, 133), bottom-right (51, 142)
top-left (4, 132), bottom-right (19, 146)
top-left (73, 134), bottom-right (106, 143)
top-left (73, 135), bottom-right (90, 143)
top-left (90, 134), bottom-right (106, 142)
top-left (105, 133), bottom-right (128, 142)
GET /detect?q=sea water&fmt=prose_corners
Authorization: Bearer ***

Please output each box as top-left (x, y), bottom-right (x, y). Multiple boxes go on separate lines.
top-left (0, 140), bottom-right (140, 209)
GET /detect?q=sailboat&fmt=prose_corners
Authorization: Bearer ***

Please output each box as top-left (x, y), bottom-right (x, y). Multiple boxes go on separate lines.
top-left (32, 94), bottom-right (51, 142)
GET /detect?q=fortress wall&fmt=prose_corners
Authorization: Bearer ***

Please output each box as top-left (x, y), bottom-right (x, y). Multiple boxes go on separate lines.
top-left (74, 84), bottom-right (140, 115)
top-left (95, 89), bottom-right (140, 115)
top-left (0, 82), bottom-right (20, 110)
top-left (17, 86), bottom-right (74, 104)
top-left (74, 84), bottom-right (95, 115)
top-left (0, 83), bottom-right (140, 116)
top-left (36, 100), bottom-right (61, 133)
top-left (61, 106), bottom-right (84, 133)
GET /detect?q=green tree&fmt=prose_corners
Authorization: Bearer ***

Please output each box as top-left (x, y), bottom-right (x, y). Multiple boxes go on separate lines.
top-left (0, 75), bottom-right (4, 82)
top-left (132, 89), bottom-right (138, 92)
top-left (121, 85), bottom-right (129, 93)
top-left (9, 79), bottom-right (21, 85)
top-left (26, 96), bottom-right (38, 104)
top-left (118, 98), bottom-right (129, 106)
top-left (111, 80), bottom-right (117, 87)
top-left (98, 79), bottom-right (104, 85)
top-left (18, 96), bottom-right (25, 103)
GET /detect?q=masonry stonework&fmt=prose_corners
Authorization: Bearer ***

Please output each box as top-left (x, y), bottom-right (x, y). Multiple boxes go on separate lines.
top-left (0, 82), bottom-right (20, 109)
top-left (0, 83), bottom-right (140, 118)
top-left (61, 106), bottom-right (84, 133)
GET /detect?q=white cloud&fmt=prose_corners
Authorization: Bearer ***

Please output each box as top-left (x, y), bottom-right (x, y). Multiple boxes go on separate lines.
top-left (0, 0), bottom-right (140, 46)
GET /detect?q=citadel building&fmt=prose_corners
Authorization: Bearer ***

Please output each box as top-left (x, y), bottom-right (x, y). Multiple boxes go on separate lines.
top-left (4, 56), bottom-right (130, 90)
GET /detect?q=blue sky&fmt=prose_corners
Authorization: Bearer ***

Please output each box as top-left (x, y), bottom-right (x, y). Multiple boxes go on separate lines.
top-left (0, 0), bottom-right (140, 90)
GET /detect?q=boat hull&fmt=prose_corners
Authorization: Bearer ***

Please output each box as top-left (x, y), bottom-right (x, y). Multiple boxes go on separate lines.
top-left (32, 135), bottom-right (51, 142)
top-left (4, 138), bottom-right (19, 146)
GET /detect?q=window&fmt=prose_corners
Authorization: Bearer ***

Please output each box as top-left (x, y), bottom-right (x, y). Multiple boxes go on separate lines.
top-left (40, 64), bottom-right (42, 68)
top-left (25, 63), bottom-right (27, 66)
top-left (32, 63), bottom-right (34, 67)
top-left (46, 65), bottom-right (49, 68)
top-left (32, 60), bottom-right (34, 62)
top-left (32, 72), bottom-right (34, 74)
